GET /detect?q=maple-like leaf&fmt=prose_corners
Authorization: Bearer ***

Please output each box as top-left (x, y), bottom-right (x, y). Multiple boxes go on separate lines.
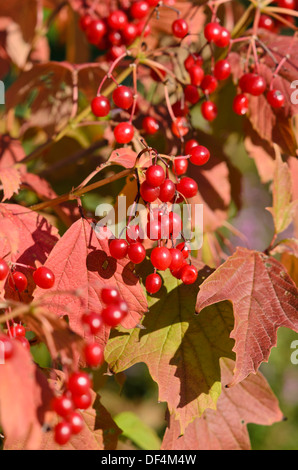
top-left (105, 264), bottom-right (235, 433)
top-left (196, 247), bottom-right (298, 387)
top-left (0, 165), bottom-right (21, 201)
top-left (161, 358), bottom-right (283, 450)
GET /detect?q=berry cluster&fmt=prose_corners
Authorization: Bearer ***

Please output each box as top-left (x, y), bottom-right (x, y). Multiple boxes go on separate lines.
top-left (258, 0), bottom-right (296, 33)
top-left (0, 257), bottom-right (55, 292)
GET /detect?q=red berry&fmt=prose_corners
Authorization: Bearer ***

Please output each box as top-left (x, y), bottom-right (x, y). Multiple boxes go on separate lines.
top-left (233, 93), bottom-right (249, 115)
top-left (185, 139), bottom-right (199, 154)
top-left (184, 53), bottom-right (203, 72)
top-left (108, 45), bottom-right (127, 61)
top-left (180, 264), bottom-right (198, 284)
top-left (258, 14), bottom-right (276, 32)
top-left (84, 342), bottom-right (104, 368)
top-left (113, 86), bottom-right (134, 110)
top-left (146, 164), bottom-right (166, 187)
top-left (72, 391), bottom-right (92, 410)
top-left (277, 0), bottom-right (295, 9)
top-left (127, 242), bottom-right (146, 264)
top-left (172, 18), bottom-right (189, 38)
top-left (0, 258), bottom-right (9, 281)
top-left (204, 22), bottom-right (221, 42)
top-left (239, 73), bottom-right (266, 96)
top-left (214, 27), bottom-right (230, 48)
top-left (200, 75), bottom-right (218, 95)
top-left (172, 100), bottom-right (189, 117)
top-left (142, 116), bottom-right (159, 134)
top-left (66, 411), bottom-right (84, 435)
top-left (145, 273), bottom-right (162, 294)
top-left (173, 157), bottom-right (188, 176)
top-left (201, 101), bottom-right (217, 121)
top-left (267, 89), bottom-right (285, 108)
top-left (131, 1), bottom-right (150, 19)
top-left (168, 212), bottom-right (182, 238)
top-left (114, 122), bottom-right (134, 144)
top-left (108, 30), bottom-right (123, 46)
top-left (86, 19), bottom-right (107, 45)
top-left (184, 85), bottom-right (200, 104)
top-left (122, 23), bottom-right (138, 44)
top-left (109, 238), bottom-right (128, 259)
top-left (108, 10), bottom-right (128, 30)
top-left (190, 145), bottom-right (210, 165)
top-left (126, 225), bottom-right (143, 244)
top-left (169, 248), bottom-right (184, 270)
top-left (8, 323), bottom-right (26, 337)
top-left (159, 179), bottom-right (176, 202)
top-left (91, 96), bottom-right (110, 117)
top-left (189, 65), bottom-right (204, 86)
top-left (170, 260), bottom-right (187, 279)
top-left (0, 335), bottom-right (14, 360)
top-left (171, 117), bottom-right (189, 138)
top-left (33, 266), bottom-right (55, 289)
top-left (151, 247), bottom-right (172, 271)
top-left (81, 311), bottom-right (103, 335)
top-left (214, 59), bottom-right (231, 81)
top-left (146, 219), bottom-right (161, 240)
top-left (68, 371), bottom-right (92, 396)
top-left (176, 241), bottom-right (191, 258)
top-left (176, 177), bottom-right (198, 198)
top-left (52, 395), bottom-right (74, 418)
top-left (15, 335), bottom-right (30, 351)
top-left (101, 304), bottom-right (126, 327)
top-left (101, 287), bottom-right (120, 305)
top-left (9, 271), bottom-right (27, 292)
top-left (79, 15), bottom-right (92, 31)
top-left (54, 422), bottom-right (72, 445)
top-left (140, 181), bottom-right (160, 202)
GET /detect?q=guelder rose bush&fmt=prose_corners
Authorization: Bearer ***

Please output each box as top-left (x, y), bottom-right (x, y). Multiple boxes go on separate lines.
top-left (0, 0), bottom-right (297, 451)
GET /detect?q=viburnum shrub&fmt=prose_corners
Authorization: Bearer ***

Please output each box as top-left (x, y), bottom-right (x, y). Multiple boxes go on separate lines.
top-left (0, 0), bottom-right (297, 452)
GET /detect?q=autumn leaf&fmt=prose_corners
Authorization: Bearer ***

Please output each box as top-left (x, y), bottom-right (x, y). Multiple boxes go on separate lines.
top-left (161, 358), bottom-right (283, 450)
top-left (196, 247), bottom-right (298, 387)
top-left (105, 263), bottom-right (235, 433)
top-left (0, 135), bottom-right (25, 167)
top-left (0, 165), bottom-right (21, 201)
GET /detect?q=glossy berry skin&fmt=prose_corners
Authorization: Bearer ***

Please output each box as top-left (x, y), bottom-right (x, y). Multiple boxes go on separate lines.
top-left (142, 116), bottom-right (159, 134)
top-left (140, 181), bottom-right (160, 202)
top-left (239, 73), bottom-right (266, 96)
top-left (66, 411), bottom-right (84, 435)
top-left (0, 258), bottom-right (9, 281)
top-left (108, 10), bottom-right (128, 30)
top-left (172, 100), bottom-right (189, 118)
top-left (159, 179), bottom-right (176, 202)
top-left (189, 65), bottom-right (204, 86)
top-left (201, 101), bottom-right (218, 121)
top-left (277, 0), bottom-right (295, 8)
top-left (171, 117), bottom-right (189, 138)
top-left (0, 335), bottom-right (14, 359)
top-left (51, 395), bottom-right (74, 418)
top-left (214, 59), bottom-right (231, 81)
top-left (176, 177), bottom-right (198, 199)
top-left (127, 242), bottom-right (146, 264)
top-left (72, 391), bottom-right (92, 410)
top-left (122, 23), bottom-right (138, 44)
top-left (33, 266), bottom-right (55, 289)
top-left (114, 122), bottom-right (134, 144)
top-left (258, 14), bottom-right (276, 31)
top-left (108, 45), bottom-right (127, 61)
top-left (131, 1), bottom-right (150, 19)
top-left (151, 247), bottom-right (172, 271)
top-left (109, 239), bottom-right (128, 259)
top-left (101, 287), bottom-right (120, 305)
top-left (267, 89), bottom-right (285, 108)
top-left (126, 225), bottom-right (143, 244)
top-left (8, 323), bottom-right (26, 337)
top-left (79, 15), bottom-right (92, 31)
top-left (180, 264), bottom-right (198, 284)
top-left (173, 157), bottom-right (188, 176)
top-left (204, 22), bottom-right (221, 42)
top-left (233, 94), bottom-right (249, 115)
top-left (81, 311), bottom-right (103, 335)
top-left (172, 18), bottom-right (189, 38)
top-left (9, 272), bottom-right (27, 292)
top-left (54, 422), bottom-right (72, 446)
top-left (176, 241), bottom-right (191, 259)
top-left (214, 27), bottom-right (231, 48)
top-left (145, 273), bottom-right (162, 294)
top-left (168, 212), bottom-right (182, 238)
top-left (113, 86), bottom-right (134, 110)
top-left (190, 145), bottom-right (210, 166)
top-left (169, 248), bottom-right (184, 271)
top-left (84, 342), bottom-right (104, 368)
top-left (108, 30), bottom-right (123, 46)
top-left (15, 335), bottom-right (30, 351)
top-left (184, 53), bottom-right (203, 72)
top-left (91, 96), bottom-right (110, 117)
top-left (146, 165), bottom-right (165, 187)
top-left (101, 304), bottom-right (126, 327)
top-left (185, 139), bottom-right (199, 154)
top-left (86, 19), bottom-right (107, 45)
top-left (200, 75), bottom-right (218, 95)
top-left (68, 371), bottom-right (92, 397)
top-left (146, 219), bottom-right (161, 240)
top-left (184, 85), bottom-right (200, 104)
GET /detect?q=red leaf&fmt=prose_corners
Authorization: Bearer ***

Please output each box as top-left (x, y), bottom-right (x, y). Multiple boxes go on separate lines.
top-left (0, 165), bottom-right (21, 201)
top-left (0, 135), bottom-right (25, 168)
top-left (196, 247), bottom-right (298, 386)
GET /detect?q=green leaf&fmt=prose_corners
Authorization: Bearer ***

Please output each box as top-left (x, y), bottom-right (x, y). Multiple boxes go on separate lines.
top-left (114, 411), bottom-right (161, 450)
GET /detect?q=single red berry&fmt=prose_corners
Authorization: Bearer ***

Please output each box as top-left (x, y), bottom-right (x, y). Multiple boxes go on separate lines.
top-left (33, 266), bottom-right (55, 289)
top-left (15, 335), bottom-right (30, 351)
top-left (113, 86), bottom-right (134, 110)
top-left (101, 287), bottom-right (120, 305)
top-left (66, 411), bottom-right (84, 435)
top-left (142, 116), bottom-right (159, 134)
top-left (91, 96), bottom-right (110, 117)
top-left (122, 23), bottom-right (138, 44)
top-left (214, 27), bottom-right (230, 47)
top-left (108, 30), bottom-right (123, 46)
top-left (277, 0), bottom-right (295, 9)
top-left (190, 145), bottom-right (210, 165)
top-left (169, 248), bottom-right (184, 270)
top-left (180, 264), bottom-right (198, 284)
top-left (109, 238), bottom-right (128, 260)
top-left (8, 323), bottom-right (26, 337)
top-left (146, 219), bottom-right (161, 240)
top-left (267, 89), bottom-right (285, 108)
top-left (168, 212), bottom-right (182, 238)
top-left (131, 1), bottom-right (150, 19)
top-left (201, 101), bottom-right (218, 121)
top-left (114, 122), bottom-right (134, 144)
top-left (171, 117), bottom-right (189, 138)
top-left (84, 342), bottom-right (104, 368)
top-left (68, 371), bottom-right (92, 396)
top-left (159, 179), bottom-right (176, 202)
top-left (189, 65), bottom-right (204, 86)
top-left (185, 139), bottom-right (199, 154)
top-left (108, 45), bottom-right (127, 61)
top-left (184, 85), bottom-right (200, 104)
top-left (0, 258), bottom-right (9, 281)
top-left (172, 100), bottom-right (189, 118)
top-left (51, 395), bottom-right (74, 418)
top-left (81, 311), bottom-right (103, 335)
top-left (9, 271), bottom-right (27, 292)
top-left (126, 225), bottom-right (143, 244)
top-left (239, 73), bottom-right (266, 96)
top-left (147, 207), bottom-right (164, 221)
top-left (140, 181), bottom-right (160, 202)
top-left (176, 241), bottom-right (191, 259)
top-left (0, 335), bottom-right (14, 359)
top-left (176, 177), bottom-right (198, 198)
top-left (101, 304), bottom-right (126, 327)
top-left (146, 164), bottom-right (166, 187)
top-left (200, 75), bottom-right (218, 95)
top-left (79, 15), bottom-right (92, 31)
top-left (145, 273), bottom-right (162, 294)
top-left (172, 18), bottom-right (189, 38)
top-left (108, 10), bottom-right (128, 29)
top-left (204, 22), bottom-right (221, 42)
top-left (72, 391), bottom-right (92, 410)
top-left (127, 242), bottom-right (146, 264)
top-left (233, 93), bottom-right (249, 115)
top-left (258, 14), bottom-right (276, 31)
top-left (184, 53), bottom-right (203, 72)
top-left (54, 422), bottom-right (72, 446)
top-left (151, 247), bottom-right (172, 271)
top-left (86, 19), bottom-right (107, 45)
top-left (173, 157), bottom-right (188, 176)
top-left (214, 59), bottom-right (231, 81)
